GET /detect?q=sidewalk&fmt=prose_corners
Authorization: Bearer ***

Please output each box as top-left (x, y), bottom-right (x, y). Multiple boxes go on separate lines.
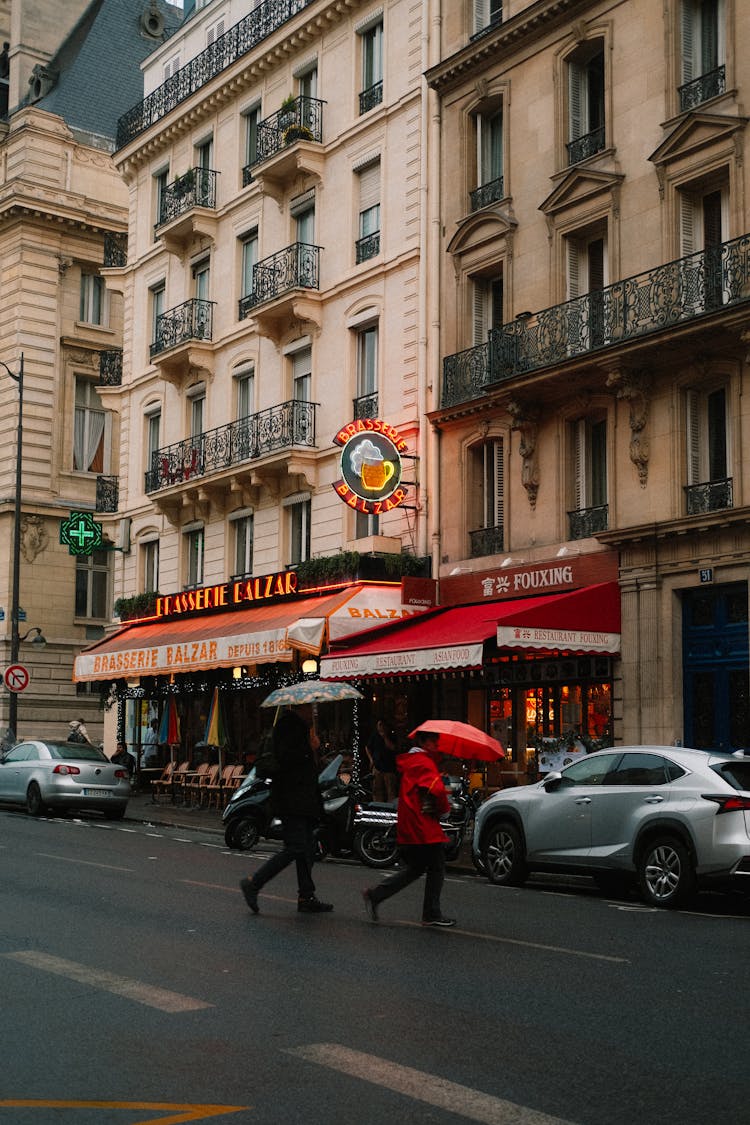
top-left (123, 787), bottom-right (479, 872)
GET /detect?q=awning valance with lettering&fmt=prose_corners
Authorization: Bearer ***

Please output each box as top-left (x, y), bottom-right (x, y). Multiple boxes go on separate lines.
top-left (320, 583), bottom-right (620, 680)
top-left (73, 584), bottom-right (425, 682)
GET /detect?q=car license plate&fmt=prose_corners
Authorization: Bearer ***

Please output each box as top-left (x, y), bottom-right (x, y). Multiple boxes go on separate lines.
top-left (82, 788), bottom-right (112, 797)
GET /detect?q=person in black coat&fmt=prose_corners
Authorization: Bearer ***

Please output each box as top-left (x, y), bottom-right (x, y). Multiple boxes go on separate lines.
top-left (240, 706), bottom-right (333, 915)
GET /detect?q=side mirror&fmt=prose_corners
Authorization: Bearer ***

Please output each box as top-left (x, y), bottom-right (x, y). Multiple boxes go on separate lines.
top-left (542, 771), bottom-right (563, 791)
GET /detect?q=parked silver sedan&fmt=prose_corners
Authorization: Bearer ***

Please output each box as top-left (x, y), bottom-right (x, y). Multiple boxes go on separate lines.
top-left (0, 740), bottom-right (130, 819)
top-left (473, 746), bottom-right (750, 907)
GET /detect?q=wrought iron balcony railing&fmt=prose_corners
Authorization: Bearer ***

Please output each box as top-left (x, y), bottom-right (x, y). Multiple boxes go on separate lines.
top-left (470, 524), bottom-right (504, 558)
top-left (359, 81), bottom-right (383, 115)
top-left (568, 505), bottom-right (608, 540)
top-left (470, 176), bottom-right (504, 212)
top-left (684, 477), bottom-right (733, 515)
top-left (103, 232), bottom-right (127, 268)
top-left (248, 96), bottom-right (324, 168)
top-left (144, 399), bottom-right (317, 493)
top-left (95, 474), bottom-right (119, 513)
top-left (238, 243), bottom-right (320, 316)
top-left (116, 0), bottom-right (313, 148)
top-left (441, 233), bottom-right (750, 408)
top-left (156, 167), bottom-right (218, 229)
top-left (355, 231), bottom-right (380, 264)
top-left (150, 299), bottom-right (214, 358)
top-left (679, 65), bottom-right (726, 112)
top-left (353, 391), bottom-right (378, 420)
top-left (566, 125), bottom-right (605, 166)
top-left (470, 12), bottom-right (503, 41)
top-left (99, 349), bottom-right (123, 387)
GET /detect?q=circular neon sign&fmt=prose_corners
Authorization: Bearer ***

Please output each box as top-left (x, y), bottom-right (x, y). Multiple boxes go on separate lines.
top-left (332, 419), bottom-right (409, 514)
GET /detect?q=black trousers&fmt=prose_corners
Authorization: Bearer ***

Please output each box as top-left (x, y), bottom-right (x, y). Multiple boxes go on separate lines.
top-left (369, 843), bottom-right (445, 921)
top-left (251, 814), bottom-right (317, 899)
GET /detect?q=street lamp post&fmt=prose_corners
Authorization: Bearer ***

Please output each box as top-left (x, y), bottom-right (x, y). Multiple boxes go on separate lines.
top-left (0, 352), bottom-right (24, 739)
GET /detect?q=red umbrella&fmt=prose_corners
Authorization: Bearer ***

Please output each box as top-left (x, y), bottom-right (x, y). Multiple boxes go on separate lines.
top-left (407, 719), bottom-right (504, 762)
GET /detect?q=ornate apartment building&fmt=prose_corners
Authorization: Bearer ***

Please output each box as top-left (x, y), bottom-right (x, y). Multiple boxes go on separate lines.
top-left (426, 0), bottom-right (749, 760)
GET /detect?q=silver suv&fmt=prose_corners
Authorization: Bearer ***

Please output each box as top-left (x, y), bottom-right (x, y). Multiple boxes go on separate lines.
top-left (472, 746), bottom-right (750, 907)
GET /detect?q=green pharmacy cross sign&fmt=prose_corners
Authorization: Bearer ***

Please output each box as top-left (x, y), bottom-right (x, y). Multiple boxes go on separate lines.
top-left (60, 511), bottom-right (103, 556)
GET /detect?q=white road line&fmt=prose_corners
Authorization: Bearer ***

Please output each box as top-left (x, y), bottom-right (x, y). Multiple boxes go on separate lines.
top-left (287, 1044), bottom-right (578, 1125)
top-left (34, 852), bottom-right (133, 873)
top-left (4, 952), bottom-right (213, 1013)
top-left (395, 921), bottom-right (627, 962)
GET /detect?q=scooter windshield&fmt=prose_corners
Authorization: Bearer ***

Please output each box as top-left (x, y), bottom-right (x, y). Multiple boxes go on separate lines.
top-left (318, 753), bottom-right (343, 784)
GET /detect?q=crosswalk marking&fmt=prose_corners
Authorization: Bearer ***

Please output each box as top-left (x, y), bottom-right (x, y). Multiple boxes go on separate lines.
top-left (287, 1044), bottom-right (578, 1124)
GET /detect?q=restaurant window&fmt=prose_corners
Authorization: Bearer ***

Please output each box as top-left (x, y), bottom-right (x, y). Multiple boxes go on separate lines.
top-left (75, 548), bottom-right (110, 619)
top-left (232, 512), bottom-right (254, 578)
top-left (79, 271), bottom-right (105, 326)
top-left (141, 539), bottom-right (159, 593)
top-left (565, 40), bottom-right (605, 165)
top-left (74, 377), bottom-right (107, 473)
top-left (185, 526), bottom-right (204, 588)
top-left (287, 495), bottom-right (311, 565)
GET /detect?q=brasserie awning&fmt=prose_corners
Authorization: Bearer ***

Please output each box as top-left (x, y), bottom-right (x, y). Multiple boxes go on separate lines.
top-left (319, 583), bottom-right (620, 680)
top-left (73, 584), bottom-right (415, 682)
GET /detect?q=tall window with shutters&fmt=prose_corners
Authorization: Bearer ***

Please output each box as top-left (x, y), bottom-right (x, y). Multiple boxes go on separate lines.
top-left (240, 230), bottom-right (258, 299)
top-left (356, 160), bottom-right (381, 263)
top-left (141, 539), bottom-right (159, 594)
top-left (472, 0), bottom-right (503, 38)
top-left (566, 42), bottom-right (605, 166)
top-left (473, 109), bottom-right (503, 208)
top-left (686, 386), bottom-right (731, 512)
top-left (570, 417), bottom-right (608, 538)
top-left (680, 0), bottom-right (725, 110)
top-left (288, 497), bottom-right (311, 565)
top-left (679, 185), bottom-right (725, 313)
top-left (566, 232), bottom-right (606, 349)
top-left (469, 439), bottom-right (504, 558)
top-left (292, 347), bottom-right (312, 403)
top-left (472, 276), bottom-right (504, 346)
top-left (185, 527), bottom-right (204, 588)
top-left (232, 513), bottom-right (254, 578)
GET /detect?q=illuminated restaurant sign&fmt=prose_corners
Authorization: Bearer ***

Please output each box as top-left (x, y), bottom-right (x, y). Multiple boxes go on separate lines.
top-left (155, 570), bottom-right (298, 620)
top-left (332, 418), bottom-right (408, 514)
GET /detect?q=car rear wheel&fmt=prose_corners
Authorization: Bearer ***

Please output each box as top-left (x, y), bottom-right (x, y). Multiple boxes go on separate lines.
top-left (483, 822), bottom-right (528, 886)
top-left (638, 835), bottom-right (696, 908)
top-left (26, 783), bottom-right (46, 817)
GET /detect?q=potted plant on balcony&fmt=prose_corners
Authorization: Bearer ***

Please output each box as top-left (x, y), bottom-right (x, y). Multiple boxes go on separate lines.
top-left (278, 93), bottom-right (298, 131)
top-left (283, 123), bottom-right (314, 145)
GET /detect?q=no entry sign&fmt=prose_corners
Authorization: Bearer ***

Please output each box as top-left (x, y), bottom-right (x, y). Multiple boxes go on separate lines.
top-left (4, 664), bottom-right (30, 693)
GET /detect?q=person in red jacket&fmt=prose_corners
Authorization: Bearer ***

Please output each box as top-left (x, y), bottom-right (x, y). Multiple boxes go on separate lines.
top-left (361, 730), bottom-right (456, 927)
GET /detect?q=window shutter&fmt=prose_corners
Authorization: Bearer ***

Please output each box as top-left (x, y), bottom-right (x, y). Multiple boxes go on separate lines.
top-left (681, 0), bottom-right (695, 84)
top-left (680, 194), bottom-right (697, 256)
top-left (588, 239), bottom-right (605, 292)
top-left (493, 439), bottom-right (504, 528)
top-left (573, 419), bottom-right (586, 509)
top-left (567, 241), bottom-right (581, 300)
top-left (207, 18), bottom-right (225, 45)
top-left (686, 390), bottom-right (701, 485)
top-left (472, 281), bottom-right (488, 346)
top-left (473, 0), bottom-right (489, 35)
top-left (359, 161), bottom-right (380, 212)
top-left (568, 60), bottom-right (584, 140)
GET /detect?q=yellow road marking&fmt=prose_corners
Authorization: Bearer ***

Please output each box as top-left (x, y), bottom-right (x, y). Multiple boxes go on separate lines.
top-left (4, 952), bottom-right (212, 1013)
top-left (0, 1101), bottom-right (247, 1124)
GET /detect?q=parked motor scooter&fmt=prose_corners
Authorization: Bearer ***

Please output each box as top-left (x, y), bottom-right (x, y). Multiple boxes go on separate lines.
top-left (223, 753), bottom-right (364, 855)
top-left (352, 773), bottom-right (486, 872)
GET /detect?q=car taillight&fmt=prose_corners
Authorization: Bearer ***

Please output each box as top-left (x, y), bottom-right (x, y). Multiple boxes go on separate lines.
top-left (114, 769), bottom-right (128, 779)
top-left (702, 794), bottom-right (750, 813)
top-left (52, 764), bottom-right (81, 775)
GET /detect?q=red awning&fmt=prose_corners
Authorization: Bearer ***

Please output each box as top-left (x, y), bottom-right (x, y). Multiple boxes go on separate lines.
top-left (320, 583), bottom-right (620, 680)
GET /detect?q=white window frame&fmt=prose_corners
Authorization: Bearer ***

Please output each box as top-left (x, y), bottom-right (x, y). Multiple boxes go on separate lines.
top-left (361, 20), bottom-right (383, 91)
top-left (681, 0), bottom-right (725, 85)
top-left (243, 105), bottom-right (260, 168)
top-left (567, 43), bottom-right (605, 150)
top-left (74, 377), bottom-right (109, 473)
top-left (573, 416), bottom-right (608, 510)
top-left (286, 495), bottom-right (312, 565)
top-left (472, 276), bottom-right (504, 346)
top-left (477, 108), bottom-right (503, 187)
top-left (357, 325), bottom-right (378, 397)
top-left (241, 230), bottom-right (258, 298)
top-left (79, 272), bottom-right (106, 326)
top-left (477, 439), bottom-right (504, 531)
top-left (686, 385), bottom-right (728, 485)
top-left (145, 405), bottom-right (161, 470)
top-left (75, 549), bottom-right (110, 620)
top-left (142, 538), bottom-right (159, 593)
top-left (230, 510), bottom-right (254, 578)
top-left (473, 0), bottom-right (503, 36)
top-left (291, 346), bottom-right (312, 402)
top-left (184, 526), bottom-right (205, 588)
top-left (235, 365), bottom-right (255, 419)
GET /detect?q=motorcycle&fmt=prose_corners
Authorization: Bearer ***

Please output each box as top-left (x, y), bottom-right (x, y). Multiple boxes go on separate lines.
top-left (352, 773), bottom-right (486, 873)
top-left (223, 753), bottom-right (365, 857)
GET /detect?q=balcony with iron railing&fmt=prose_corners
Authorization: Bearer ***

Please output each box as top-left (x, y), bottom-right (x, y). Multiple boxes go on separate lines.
top-left (470, 176), bottom-right (504, 212)
top-left (144, 399), bottom-right (317, 494)
top-left (568, 505), bottom-right (609, 540)
top-left (353, 391), bottom-right (378, 420)
top-left (441, 233), bottom-right (750, 409)
top-left (684, 477), bottom-right (733, 515)
top-left (99, 349), bottom-right (123, 387)
top-left (155, 168), bottom-right (218, 252)
top-left (566, 125), bottom-right (605, 166)
top-left (103, 232), bottom-right (127, 268)
top-left (238, 244), bottom-right (321, 342)
top-left (116, 0), bottom-right (313, 149)
top-left (355, 231), bottom-right (380, 264)
top-left (95, 475), bottom-right (119, 513)
top-left (245, 96), bottom-right (325, 201)
top-left (470, 524), bottom-right (504, 558)
top-left (359, 81), bottom-right (383, 115)
top-left (151, 298), bottom-right (214, 358)
top-left (679, 65), bottom-right (726, 112)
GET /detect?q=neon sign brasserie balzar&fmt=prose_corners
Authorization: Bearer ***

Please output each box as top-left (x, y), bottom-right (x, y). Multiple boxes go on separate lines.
top-left (155, 570), bottom-right (299, 620)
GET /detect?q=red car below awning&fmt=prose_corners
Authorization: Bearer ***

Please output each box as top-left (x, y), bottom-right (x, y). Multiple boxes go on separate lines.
top-left (320, 583), bottom-right (620, 680)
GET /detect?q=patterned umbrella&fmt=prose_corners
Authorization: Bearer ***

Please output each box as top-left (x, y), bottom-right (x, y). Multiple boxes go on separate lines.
top-left (260, 680), bottom-right (363, 707)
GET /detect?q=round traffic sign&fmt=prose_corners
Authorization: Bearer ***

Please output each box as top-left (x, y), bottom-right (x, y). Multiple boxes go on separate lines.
top-left (4, 664), bottom-right (30, 693)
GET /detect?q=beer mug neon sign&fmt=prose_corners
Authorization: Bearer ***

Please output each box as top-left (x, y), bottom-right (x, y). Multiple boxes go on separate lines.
top-left (332, 418), bottom-right (408, 514)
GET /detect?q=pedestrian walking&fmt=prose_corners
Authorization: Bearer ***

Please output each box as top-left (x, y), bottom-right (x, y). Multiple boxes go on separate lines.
top-left (361, 729), bottom-right (456, 927)
top-left (240, 705), bottom-right (333, 915)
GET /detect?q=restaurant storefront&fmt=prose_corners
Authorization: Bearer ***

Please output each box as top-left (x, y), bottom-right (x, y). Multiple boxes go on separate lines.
top-left (320, 552), bottom-right (621, 786)
top-left (73, 574), bottom-right (427, 768)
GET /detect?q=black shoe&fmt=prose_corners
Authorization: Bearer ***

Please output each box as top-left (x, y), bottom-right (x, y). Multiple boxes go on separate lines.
top-left (421, 916), bottom-right (456, 928)
top-left (298, 896), bottom-right (333, 913)
top-left (362, 889), bottom-right (379, 922)
top-left (240, 877), bottom-right (259, 914)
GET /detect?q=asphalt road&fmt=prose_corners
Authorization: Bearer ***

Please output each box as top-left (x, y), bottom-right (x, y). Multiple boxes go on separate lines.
top-left (1, 807), bottom-right (749, 1125)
